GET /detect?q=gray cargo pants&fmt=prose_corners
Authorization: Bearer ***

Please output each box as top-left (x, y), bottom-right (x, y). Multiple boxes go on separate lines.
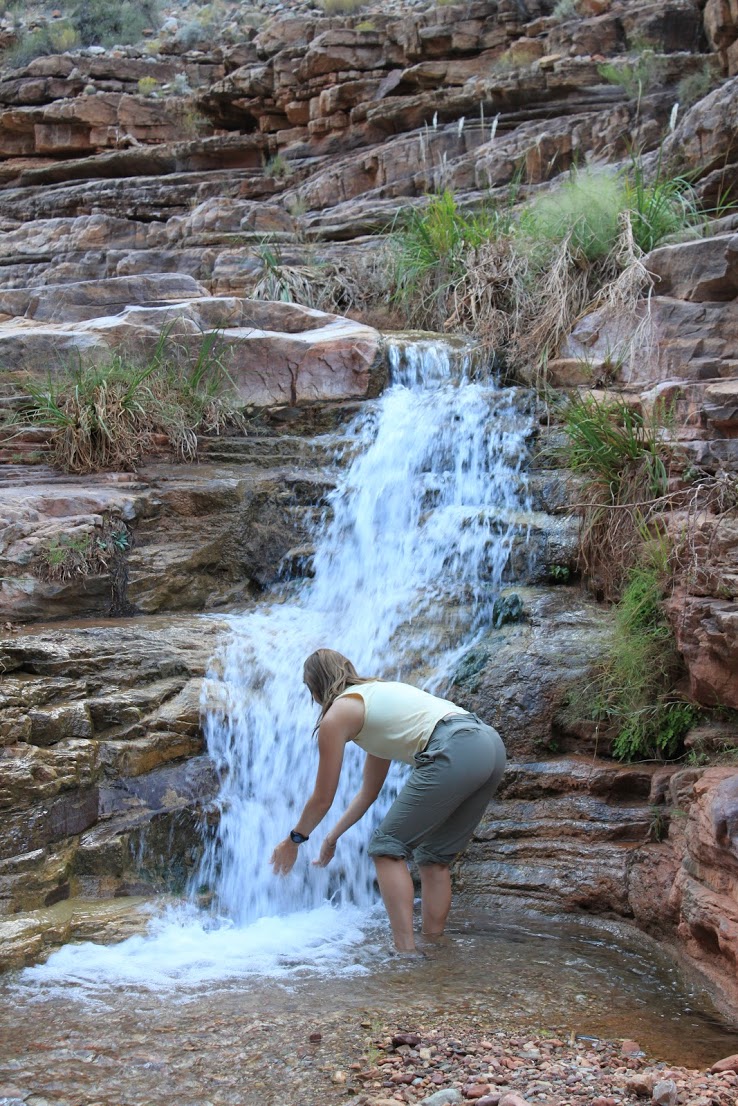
top-left (367, 713), bottom-right (506, 867)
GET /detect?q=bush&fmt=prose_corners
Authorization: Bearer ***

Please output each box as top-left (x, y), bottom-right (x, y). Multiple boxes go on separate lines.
top-left (520, 168), bottom-right (626, 262)
top-left (676, 64), bottom-right (717, 108)
top-left (137, 76), bottom-right (159, 97)
top-left (263, 154), bottom-right (293, 180)
top-left (4, 21), bottom-right (80, 67)
top-left (11, 331), bottom-right (245, 474)
top-left (624, 155), bottom-right (701, 253)
top-left (598, 48), bottom-right (668, 104)
top-left (320, 0), bottom-right (365, 11)
top-left (71, 0), bottom-right (162, 47)
top-left (37, 518), bottom-right (130, 582)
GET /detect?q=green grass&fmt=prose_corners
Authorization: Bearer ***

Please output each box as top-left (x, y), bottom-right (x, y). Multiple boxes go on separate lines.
top-left (4, 21), bottom-right (80, 67)
top-left (263, 154), bottom-right (293, 180)
top-left (584, 562), bottom-right (698, 761)
top-left (677, 63), bottom-right (717, 107)
top-left (389, 190), bottom-right (515, 328)
top-left (561, 393), bottom-right (669, 499)
top-left (624, 154), bottom-right (701, 253)
top-left (559, 393), bottom-right (673, 599)
top-left (10, 330), bottom-right (244, 474)
top-left (520, 168), bottom-right (626, 263)
top-left (37, 520), bottom-right (130, 582)
top-left (598, 47), bottom-right (668, 106)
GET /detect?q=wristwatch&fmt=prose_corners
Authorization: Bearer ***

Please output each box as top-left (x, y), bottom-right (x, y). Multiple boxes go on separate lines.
top-left (290, 830), bottom-right (309, 844)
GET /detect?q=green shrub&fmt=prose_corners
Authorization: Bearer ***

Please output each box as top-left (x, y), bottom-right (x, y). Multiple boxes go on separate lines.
top-left (71, 0), bottom-right (161, 47)
top-left (12, 331), bottom-right (244, 474)
top-left (552, 0), bottom-right (580, 18)
top-left (320, 0), bottom-right (365, 12)
top-left (676, 64), bottom-right (717, 108)
top-left (520, 168), bottom-right (626, 263)
top-left (263, 153), bottom-right (293, 180)
top-left (137, 76), bottom-right (159, 98)
top-left (598, 48), bottom-right (668, 104)
top-left (4, 21), bottom-right (80, 67)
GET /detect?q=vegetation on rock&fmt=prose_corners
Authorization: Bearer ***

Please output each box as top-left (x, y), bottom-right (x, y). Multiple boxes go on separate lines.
top-left (7, 331), bottom-right (244, 474)
top-left (569, 558), bottom-right (698, 761)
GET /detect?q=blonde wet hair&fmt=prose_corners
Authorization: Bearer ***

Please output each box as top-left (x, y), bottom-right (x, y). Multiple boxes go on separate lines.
top-left (303, 648), bottom-right (376, 729)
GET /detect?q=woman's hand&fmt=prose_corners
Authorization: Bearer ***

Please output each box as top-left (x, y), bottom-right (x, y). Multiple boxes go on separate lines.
top-left (312, 837), bottom-right (337, 868)
top-left (270, 838), bottom-right (298, 876)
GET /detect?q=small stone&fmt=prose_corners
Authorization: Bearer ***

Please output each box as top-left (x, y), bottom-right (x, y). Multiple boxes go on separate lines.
top-left (711, 1054), bottom-right (738, 1073)
top-left (463, 1085), bottom-right (490, 1099)
top-left (621, 1040), bottom-right (644, 1056)
top-left (332, 1070), bottom-right (347, 1084)
top-left (498, 1094), bottom-right (531, 1106)
top-left (419, 1090), bottom-right (463, 1106)
top-left (651, 1079), bottom-right (678, 1106)
top-left (392, 1033), bottom-right (421, 1048)
top-left (627, 1075), bottom-right (653, 1097)
top-left (309, 1031), bottom-right (322, 1043)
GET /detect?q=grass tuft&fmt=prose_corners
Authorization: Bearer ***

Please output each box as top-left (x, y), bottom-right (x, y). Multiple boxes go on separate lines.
top-left (570, 558), bottom-right (698, 761)
top-left (559, 393), bottom-right (672, 599)
top-left (9, 330), bottom-right (245, 474)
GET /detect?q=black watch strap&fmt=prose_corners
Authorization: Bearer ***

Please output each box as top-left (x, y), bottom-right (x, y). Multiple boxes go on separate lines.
top-left (290, 829), bottom-right (309, 844)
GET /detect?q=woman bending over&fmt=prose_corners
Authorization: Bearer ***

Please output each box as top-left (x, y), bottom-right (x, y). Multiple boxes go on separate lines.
top-left (270, 648), bottom-right (506, 955)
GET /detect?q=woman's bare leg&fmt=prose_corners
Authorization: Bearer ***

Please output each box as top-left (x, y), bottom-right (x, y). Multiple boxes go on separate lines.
top-left (373, 856), bottom-right (417, 952)
top-left (418, 863), bottom-right (452, 938)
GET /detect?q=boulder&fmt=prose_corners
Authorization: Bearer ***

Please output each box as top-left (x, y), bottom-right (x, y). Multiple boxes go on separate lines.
top-left (666, 590), bottom-right (738, 708)
top-left (645, 235), bottom-right (738, 303)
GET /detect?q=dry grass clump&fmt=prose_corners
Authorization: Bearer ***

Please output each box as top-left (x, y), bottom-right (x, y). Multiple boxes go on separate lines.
top-left (252, 242), bottom-right (384, 317)
top-left (383, 162), bottom-right (704, 381)
top-left (36, 516), bottom-right (130, 582)
top-left (10, 331), bottom-right (245, 474)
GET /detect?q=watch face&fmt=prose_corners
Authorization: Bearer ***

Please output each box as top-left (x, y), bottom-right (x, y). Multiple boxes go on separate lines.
top-left (290, 830), bottom-right (308, 844)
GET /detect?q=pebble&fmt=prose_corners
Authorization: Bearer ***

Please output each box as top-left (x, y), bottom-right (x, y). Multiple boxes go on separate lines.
top-left (419, 1090), bottom-right (462, 1106)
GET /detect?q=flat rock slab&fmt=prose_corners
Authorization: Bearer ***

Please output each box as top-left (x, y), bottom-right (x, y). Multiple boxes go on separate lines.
top-left (0, 291), bottom-right (385, 406)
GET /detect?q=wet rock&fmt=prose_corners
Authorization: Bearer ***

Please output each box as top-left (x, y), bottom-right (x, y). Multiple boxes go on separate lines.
top-left (450, 588), bottom-right (612, 759)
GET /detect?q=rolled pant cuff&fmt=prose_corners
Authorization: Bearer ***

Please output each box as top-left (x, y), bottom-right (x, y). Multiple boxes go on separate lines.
top-left (413, 847), bottom-right (454, 868)
top-left (367, 832), bottom-right (411, 860)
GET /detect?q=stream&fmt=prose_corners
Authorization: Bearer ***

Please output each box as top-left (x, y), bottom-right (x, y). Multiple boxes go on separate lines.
top-left (2, 340), bottom-right (737, 1095)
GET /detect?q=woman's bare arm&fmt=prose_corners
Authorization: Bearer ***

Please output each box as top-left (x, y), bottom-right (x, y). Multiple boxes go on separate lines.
top-left (270, 698), bottom-right (363, 875)
top-left (313, 754), bottom-right (391, 867)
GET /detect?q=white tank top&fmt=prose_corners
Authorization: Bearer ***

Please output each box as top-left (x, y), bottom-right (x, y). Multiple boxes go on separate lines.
top-left (336, 681), bottom-right (469, 764)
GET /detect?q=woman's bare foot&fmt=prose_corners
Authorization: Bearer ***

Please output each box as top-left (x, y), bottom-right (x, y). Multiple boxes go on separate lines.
top-left (419, 932), bottom-right (452, 948)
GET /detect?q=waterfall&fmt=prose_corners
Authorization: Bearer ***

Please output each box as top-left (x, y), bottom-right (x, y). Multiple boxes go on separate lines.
top-left (198, 339), bottom-right (533, 926)
top-left (22, 338), bottom-right (534, 989)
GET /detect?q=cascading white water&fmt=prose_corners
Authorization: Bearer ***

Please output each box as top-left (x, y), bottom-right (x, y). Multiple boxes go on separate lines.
top-left (197, 339), bottom-right (532, 926)
top-left (22, 338), bottom-right (534, 990)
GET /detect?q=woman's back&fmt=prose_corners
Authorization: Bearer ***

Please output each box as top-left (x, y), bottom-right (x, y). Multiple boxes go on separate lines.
top-left (336, 681), bottom-right (468, 763)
